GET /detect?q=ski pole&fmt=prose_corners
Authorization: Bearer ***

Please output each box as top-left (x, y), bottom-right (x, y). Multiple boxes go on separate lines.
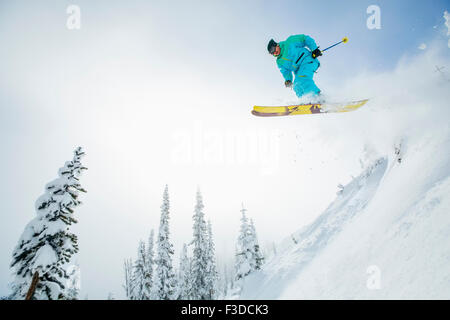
top-left (322, 37), bottom-right (348, 53)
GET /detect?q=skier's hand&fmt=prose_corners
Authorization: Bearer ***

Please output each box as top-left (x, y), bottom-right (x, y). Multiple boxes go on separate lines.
top-left (311, 48), bottom-right (322, 59)
top-left (285, 80), bottom-right (293, 88)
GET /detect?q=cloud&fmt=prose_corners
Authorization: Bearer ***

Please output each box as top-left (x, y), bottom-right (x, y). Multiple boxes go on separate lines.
top-left (444, 11), bottom-right (450, 48)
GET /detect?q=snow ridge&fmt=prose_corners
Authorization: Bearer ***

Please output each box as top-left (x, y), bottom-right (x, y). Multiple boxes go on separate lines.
top-left (240, 158), bottom-right (387, 299)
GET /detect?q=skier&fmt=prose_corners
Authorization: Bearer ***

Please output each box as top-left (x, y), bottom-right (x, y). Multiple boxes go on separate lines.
top-left (268, 35), bottom-right (322, 100)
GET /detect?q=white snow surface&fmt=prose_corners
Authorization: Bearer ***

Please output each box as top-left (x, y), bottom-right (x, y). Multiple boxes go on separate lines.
top-left (239, 49), bottom-right (450, 300)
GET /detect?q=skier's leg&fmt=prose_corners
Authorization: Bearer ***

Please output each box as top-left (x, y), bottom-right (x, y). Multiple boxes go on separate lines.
top-left (293, 60), bottom-right (320, 98)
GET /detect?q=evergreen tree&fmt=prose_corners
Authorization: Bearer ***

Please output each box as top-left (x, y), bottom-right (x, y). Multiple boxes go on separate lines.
top-left (190, 189), bottom-right (209, 299)
top-left (234, 205), bottom-right (264, 282)
top-left (123, 258), bottom-right (133, 299)
top-left (131, 241), bottom-right (150, 300)
top-left (249, 219), bottom-right (264, 271)
top-left (222, 264), bottom-right (229, 298)
top-left (177, 244), bottom-right (192, 300)
top-left (146, 229), bottom-right (155, 298)
top-left (153, 185), bottom-right (176, 300)
top-left (10, 147), bottom-right (87, 300)
top-left (235, 204), bottom-right (252, 281)
top-left (66, 264), bottom-right (80, 300)
top-left (205, 220), bottom-right (218, 299)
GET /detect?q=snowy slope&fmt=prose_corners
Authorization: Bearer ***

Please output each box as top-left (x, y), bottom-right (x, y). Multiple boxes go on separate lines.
top-left (239, 50), bottom-right (450, 300)
top-left (241, 134), bottom-right (450, 299)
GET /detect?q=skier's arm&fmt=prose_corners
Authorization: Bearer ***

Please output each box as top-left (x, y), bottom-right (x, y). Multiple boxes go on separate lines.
top-left (277, 62), bottom-right (293, 82)
top-left (303, 35), bottom-right (319, 51)
top-left (286, 34), bottom-right (318, 51)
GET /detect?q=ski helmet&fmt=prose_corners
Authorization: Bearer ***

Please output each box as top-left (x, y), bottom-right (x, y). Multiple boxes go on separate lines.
top-left (267, 39), bottom-right (278, 54)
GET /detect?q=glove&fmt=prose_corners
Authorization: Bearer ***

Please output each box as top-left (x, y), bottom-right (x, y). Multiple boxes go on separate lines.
top-left (311, 48), bottom-right (322, 59)
top-left (285, 80), bottom-right (293, 88)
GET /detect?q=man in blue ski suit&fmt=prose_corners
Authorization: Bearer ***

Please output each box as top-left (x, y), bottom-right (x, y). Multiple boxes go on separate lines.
top-left (268, 35), bottom-right (322, 98)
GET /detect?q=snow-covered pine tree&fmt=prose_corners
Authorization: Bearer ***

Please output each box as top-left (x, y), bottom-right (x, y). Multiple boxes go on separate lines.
top-left (234, 205), bottom-right (264, 283)
top-left (10, 147), bottom-right (87, 300)
top-left (235, 204), bottom-right (252, 281)
top-left (65, 264), bottom-right (81, 299)
top-left (219, 264), bottom-right (228, 298)
top-left (131, 241), bottom-right (150, 300)
top-left (249, 219), bottom-right (264, 271)
top-left (177, 244), bottom-right (192, 300)
top-left (190, 189), bottom-right (209, 299)
top-left (222, 262), bottom-right (235, 297)
top-left (146, 229), bottom-right (155, 299)
top-left (153, 185), bottom-right (176, 300)
top-left (205, 220), bottom-right (218, 299)
top-left (123, 258), bottom-right (133, 299)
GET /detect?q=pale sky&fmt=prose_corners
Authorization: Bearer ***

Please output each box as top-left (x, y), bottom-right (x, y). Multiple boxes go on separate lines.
top-left (0, 0), bottom-right (449, 299)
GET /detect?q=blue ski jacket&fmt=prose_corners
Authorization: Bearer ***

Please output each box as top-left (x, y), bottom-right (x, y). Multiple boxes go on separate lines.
top-left (276, 34), bottom-right (320, 82)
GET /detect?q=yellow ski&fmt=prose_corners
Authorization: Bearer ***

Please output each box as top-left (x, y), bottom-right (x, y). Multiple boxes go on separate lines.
top-left (252, 99), bottom-right (368, 117)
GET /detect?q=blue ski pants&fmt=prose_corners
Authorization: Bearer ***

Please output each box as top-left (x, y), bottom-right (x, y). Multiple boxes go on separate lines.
top-left (293, 59), bottom-right (320, 98)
